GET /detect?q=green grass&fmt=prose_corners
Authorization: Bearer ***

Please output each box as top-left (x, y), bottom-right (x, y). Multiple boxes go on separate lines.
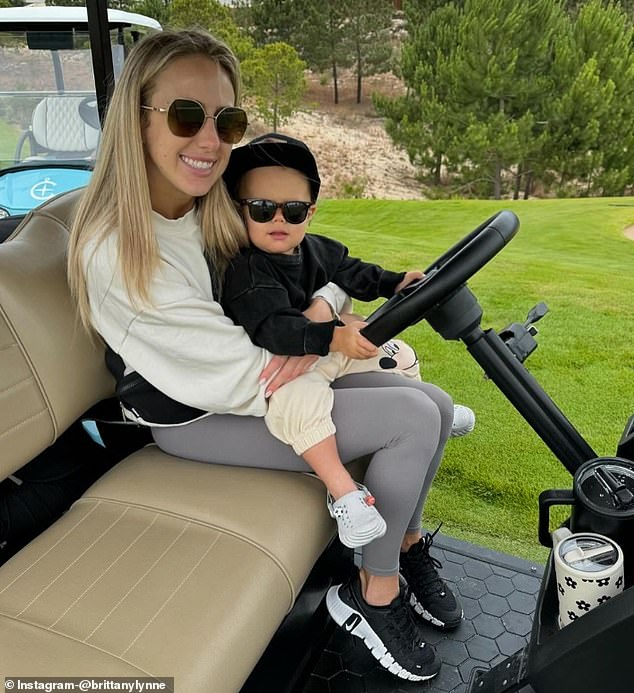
top-left (0, 117), bottom-right (21, 168)
top-left (310, 198), bottom-right (634, 563)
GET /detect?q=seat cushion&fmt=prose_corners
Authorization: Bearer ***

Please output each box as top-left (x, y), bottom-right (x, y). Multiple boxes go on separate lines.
top-left (0, 188), bottom-right (113, 479)
top-left (0, 445), bottom-right (335, 691)
top-left (31, 96), bottom-right (100, 154)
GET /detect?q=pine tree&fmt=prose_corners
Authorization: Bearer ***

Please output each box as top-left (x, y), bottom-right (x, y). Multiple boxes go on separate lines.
top-left (376, 2), bottom-right (462, 188)
top-left (241, 42), bottom-right (306, 131)
top-left (346, 0), bottom-right (394, 104)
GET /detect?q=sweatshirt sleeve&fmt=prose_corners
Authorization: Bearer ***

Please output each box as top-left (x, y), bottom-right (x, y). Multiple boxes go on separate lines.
top-left (306, 235), bottom-right (405, 302)
top-left (84, 236), bottom-right (270, 417)
top-left (331, 247), bottom-right (405, 301)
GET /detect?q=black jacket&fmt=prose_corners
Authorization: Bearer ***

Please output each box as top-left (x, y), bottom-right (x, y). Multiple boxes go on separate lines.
top-left (221, 233), bottom-right (405, 356)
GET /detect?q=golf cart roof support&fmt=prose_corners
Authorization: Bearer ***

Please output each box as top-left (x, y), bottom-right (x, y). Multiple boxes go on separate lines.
top-left (51, 51), bottom-right (64, 92)
top-left (463, 325), bottom-right (597, 475)
top-left (86, 0), bottom-right (114, 127)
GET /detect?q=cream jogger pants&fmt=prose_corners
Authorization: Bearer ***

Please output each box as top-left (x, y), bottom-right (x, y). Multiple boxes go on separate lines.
top-left (265, 339), bottom-right (421, 454)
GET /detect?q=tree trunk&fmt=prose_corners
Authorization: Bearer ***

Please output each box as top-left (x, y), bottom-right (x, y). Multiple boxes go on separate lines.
top-left (356, 46), bottom-right (362, 104)
top-left (493, 160), bottom-right (502, 199)
top-left (434, 151), bottom-right (442, 186)
top-left (513, 162), bottom-right (530, 200)
top-left (495, 98), bottom-right (505, 199)
top-left (523, 171), bottom-right (533, 200)
top-left (514, 163), bottom-right (523, 200)
top-left (273, 73), bottom-right (279, 132)
top-left (332, 60), bottom-right (339, 105)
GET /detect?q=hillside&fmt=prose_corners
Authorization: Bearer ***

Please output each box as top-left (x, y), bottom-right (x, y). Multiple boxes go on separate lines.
top-left (246, 71), bottom-right (423, 200)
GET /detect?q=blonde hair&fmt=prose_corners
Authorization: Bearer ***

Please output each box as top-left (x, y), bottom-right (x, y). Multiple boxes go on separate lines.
top-left (67, 28), bottom-right (248, 334)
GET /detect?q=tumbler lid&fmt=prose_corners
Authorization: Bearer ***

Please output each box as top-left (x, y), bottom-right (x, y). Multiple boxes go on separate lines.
top-left (576, 457), bottom-right (634, 516)
top-left (558, 534), bottom-right (620, 572)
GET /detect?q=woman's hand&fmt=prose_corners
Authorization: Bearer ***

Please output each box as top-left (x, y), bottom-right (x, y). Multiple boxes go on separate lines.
top-left (395, 270), bottom-right (424, 293)
top-left (330, 321), bottom-right (378, 360)
top-left (260, 354), bottom-right (319, 397)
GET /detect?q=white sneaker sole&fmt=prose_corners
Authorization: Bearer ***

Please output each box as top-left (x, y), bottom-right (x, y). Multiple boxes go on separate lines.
top-left (407, 590), bottom-right (446, 628)
top-left (406, 587), bottom-right (463, 629)
top-left (326, 585), bottom-right (438, 682)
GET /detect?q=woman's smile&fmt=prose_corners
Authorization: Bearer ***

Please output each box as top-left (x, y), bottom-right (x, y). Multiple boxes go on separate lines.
top-left (180, 154), bottom-right (215, 171)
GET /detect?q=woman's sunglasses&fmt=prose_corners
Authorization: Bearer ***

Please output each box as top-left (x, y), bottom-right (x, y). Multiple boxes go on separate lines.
top-left (240, 199), bottom-right (313, 224)
top-left (141, 98), bottom-right (248, 144)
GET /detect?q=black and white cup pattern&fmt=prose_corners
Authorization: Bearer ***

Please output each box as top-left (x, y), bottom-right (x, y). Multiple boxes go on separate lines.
top-left (554, 533), bottom-right (624, 628)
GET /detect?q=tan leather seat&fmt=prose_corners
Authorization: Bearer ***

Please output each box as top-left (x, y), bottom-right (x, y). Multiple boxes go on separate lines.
top-left (0, 190), bottom-right (336, 691)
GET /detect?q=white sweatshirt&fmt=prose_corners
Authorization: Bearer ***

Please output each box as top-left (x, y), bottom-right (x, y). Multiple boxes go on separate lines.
top-left (83, 208), bottom-right (346, 419)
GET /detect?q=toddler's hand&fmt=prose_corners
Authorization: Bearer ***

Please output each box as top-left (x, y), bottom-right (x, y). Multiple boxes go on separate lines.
top-left (330, 321), bottom-right (378, 359)
top-left (395, 270), bottom-right (424, 293)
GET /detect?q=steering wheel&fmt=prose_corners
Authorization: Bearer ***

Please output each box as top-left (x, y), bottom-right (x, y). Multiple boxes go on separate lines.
top-left (78, 95), bottom-right (101, 130)
top-left (360, 210), bottom-right (520, 346)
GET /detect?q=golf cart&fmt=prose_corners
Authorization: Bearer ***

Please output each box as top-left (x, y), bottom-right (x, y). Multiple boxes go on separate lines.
top-left (0, 5), bottom-right (160, 221)
top-left (3, 193), bottom-right (632, 692)
top-left (1, 3), bottom-right (633, 692)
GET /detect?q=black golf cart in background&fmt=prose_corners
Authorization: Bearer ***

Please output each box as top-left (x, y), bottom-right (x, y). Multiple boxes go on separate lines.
top-left (1, 3), bottom-right (633, 692)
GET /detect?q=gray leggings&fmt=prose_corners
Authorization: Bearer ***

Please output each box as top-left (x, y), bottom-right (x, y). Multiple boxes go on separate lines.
top-left (151, 372), bottom-right (453, 576)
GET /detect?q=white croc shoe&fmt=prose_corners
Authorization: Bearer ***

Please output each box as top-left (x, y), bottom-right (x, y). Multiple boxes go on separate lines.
top-left (451, 404), bottom-right (476, 438)
top-left (327, 483), bottom-right (387, 548)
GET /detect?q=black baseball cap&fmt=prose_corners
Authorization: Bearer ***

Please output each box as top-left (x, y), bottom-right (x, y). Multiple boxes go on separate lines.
top-left (223, 132), bottom-right (321, 202)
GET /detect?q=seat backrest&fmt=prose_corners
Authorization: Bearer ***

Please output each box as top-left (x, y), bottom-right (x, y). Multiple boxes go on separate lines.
top-left (0, 189), bottom-right (114, 480)
top-left (31, 96), bottom-right (100, 156)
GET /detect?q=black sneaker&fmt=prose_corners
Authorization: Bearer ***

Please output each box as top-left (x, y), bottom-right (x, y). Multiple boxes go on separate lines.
top-left (326, 575), bottom-right (441, 682)
top-left (400, 525), bottom-right (463, 630)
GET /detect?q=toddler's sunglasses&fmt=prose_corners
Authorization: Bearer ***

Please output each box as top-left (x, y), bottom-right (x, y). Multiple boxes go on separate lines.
top-left (141, 98), bottom-right (248, 144)
top-left (240, 199), bottom-right (313, 224)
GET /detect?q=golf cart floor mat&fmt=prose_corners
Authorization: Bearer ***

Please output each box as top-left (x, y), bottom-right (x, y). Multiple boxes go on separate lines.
top-left (304, 534), bottom-right (542, 693)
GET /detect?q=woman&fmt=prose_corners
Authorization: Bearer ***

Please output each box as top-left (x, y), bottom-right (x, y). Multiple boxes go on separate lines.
top-left (67, 28), bottom-right (461, 683)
